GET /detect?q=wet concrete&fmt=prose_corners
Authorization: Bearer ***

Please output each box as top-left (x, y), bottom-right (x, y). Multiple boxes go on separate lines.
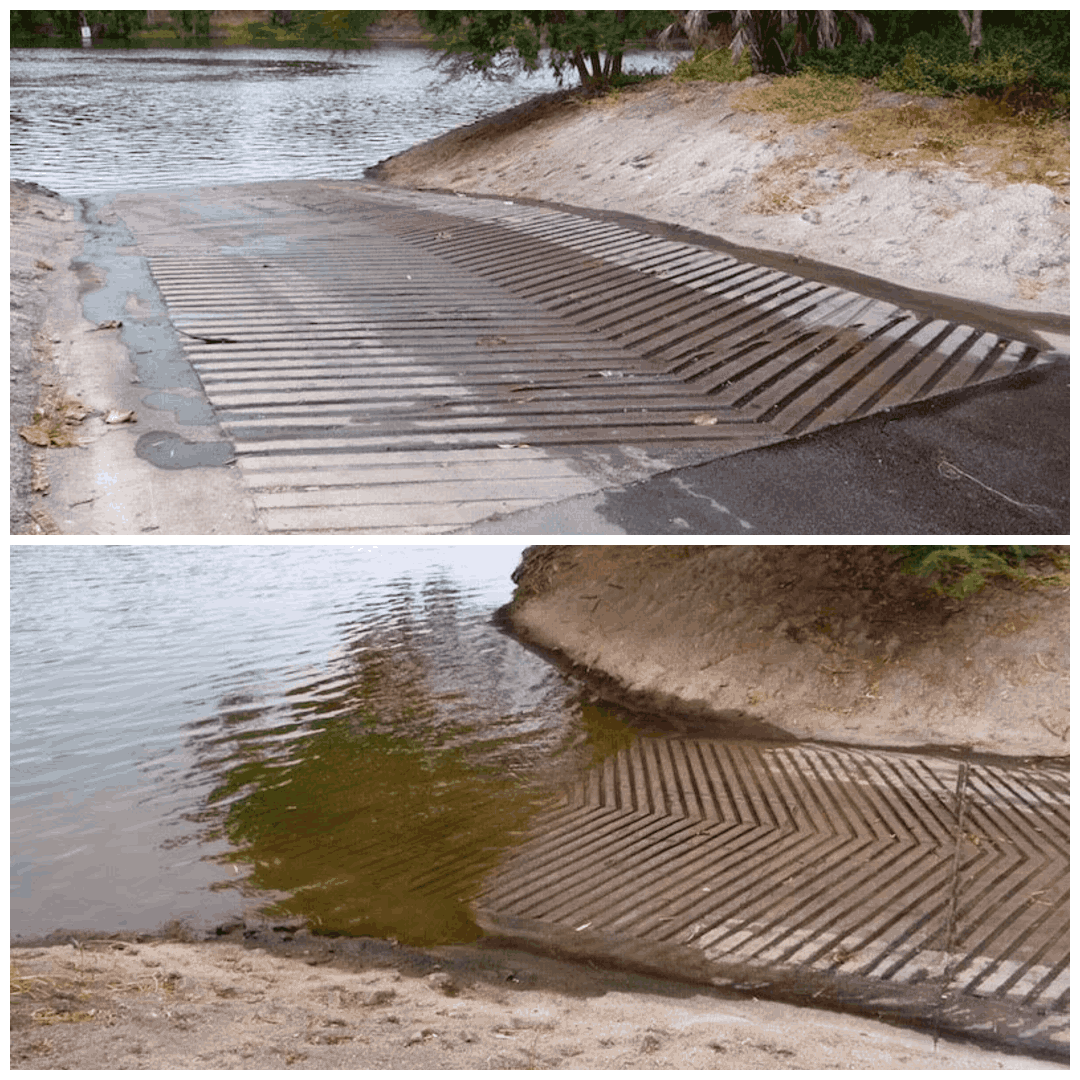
top-left (474, 730), bottom-right (1069, 1062)
top-left (38, 178), bottom-right (1066, 535)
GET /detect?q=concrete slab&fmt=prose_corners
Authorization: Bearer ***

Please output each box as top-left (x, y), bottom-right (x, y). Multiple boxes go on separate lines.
top-left (32, 179), bottom-right (1067, 534)
top-left (475, 736), bottom-right (1068, 1061)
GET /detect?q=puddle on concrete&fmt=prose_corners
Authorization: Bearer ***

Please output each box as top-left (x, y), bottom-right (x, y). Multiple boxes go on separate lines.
top-left (135, 430), bottom-right (235, 468)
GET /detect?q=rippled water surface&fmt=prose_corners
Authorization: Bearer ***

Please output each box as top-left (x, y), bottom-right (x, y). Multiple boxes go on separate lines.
top-left (10, 46), bottom-right (682, 197)
top-left (10, 545), bottom-right (602, 942)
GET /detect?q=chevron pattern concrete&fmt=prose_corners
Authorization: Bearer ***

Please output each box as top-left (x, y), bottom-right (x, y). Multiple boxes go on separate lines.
top-left (475, 737), bottom-right (1068, 1058)
top-left (135, 182), bottom-right (1054, 533)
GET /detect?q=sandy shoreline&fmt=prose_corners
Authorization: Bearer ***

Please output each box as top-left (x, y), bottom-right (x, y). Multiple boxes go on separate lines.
top-left (10, 927), bottom-right (1063, 1070)
top-left (372, 77), bottom-right (1070, 346)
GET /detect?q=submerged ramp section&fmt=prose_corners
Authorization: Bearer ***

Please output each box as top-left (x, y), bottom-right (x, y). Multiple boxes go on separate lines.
top-left (144, 183), bottom-right (1054, 533)
top-left (475, 737), bottom-right (1068, 1060)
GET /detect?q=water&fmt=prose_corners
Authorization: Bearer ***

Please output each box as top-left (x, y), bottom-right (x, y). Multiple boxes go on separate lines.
top-left (10, 544), bottom-right (604, 943)
top-left (9, 45), bottom-right (684, 198)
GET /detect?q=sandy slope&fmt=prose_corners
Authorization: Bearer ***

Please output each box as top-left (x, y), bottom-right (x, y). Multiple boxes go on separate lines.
top-left (373, 77), bottom-right (1070, 343)
top-left (508, 545), bottom-right (1070, 759)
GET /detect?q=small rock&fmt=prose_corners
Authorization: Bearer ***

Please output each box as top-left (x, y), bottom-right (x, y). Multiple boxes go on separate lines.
top-left (361, 989), bottom-right (396, 1007)
top-left (427, 971), bottom-right (459, 996)
top-left (640, 1030), bottom-right (664, 1053)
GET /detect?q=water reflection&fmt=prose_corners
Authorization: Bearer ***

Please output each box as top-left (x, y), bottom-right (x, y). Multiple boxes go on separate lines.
top-left (10, 46), bottom-right (683, 197)
top-left (185, 573), bottom-right (576, 944)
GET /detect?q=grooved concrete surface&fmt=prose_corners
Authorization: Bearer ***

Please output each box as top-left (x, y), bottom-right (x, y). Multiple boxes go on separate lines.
top-left (476, 738), bottom-right (1068, 1060)
top-left (99, 180), bottom-right (1060, 534)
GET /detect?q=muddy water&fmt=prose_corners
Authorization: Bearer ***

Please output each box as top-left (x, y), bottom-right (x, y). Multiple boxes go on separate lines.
top-left (9, 46), bottom-right (682, 198)
top-left (10, 545), bottom-right (608, 943)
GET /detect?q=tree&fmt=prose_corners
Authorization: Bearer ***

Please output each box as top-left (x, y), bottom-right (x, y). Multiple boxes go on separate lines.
top-left (169, 10), bottom-right (212, 41)
top-left (285, 10), bottom-right (382, 54)
top-left (728, 9), bottom-right (875, 75)
top-left (10, 9), bottom-right (146, 45)
top-left (957, 10), bottom-right (983, 60)
top-left (248, 10), bottom-right (383, 54)
top-left (418, 10), bottom-right (672, 92)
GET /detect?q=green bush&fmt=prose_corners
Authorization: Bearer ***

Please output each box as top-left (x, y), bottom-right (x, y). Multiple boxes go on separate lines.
top-left (889, 545), bottom-right (1050, 599)
top-left (797, 17), bottom-right (1068, 114)
top-left (672, 45), bottom-right (752, 84)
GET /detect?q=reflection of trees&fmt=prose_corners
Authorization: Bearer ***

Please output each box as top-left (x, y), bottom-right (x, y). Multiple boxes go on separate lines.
top-left (183, 573), bottom-right (573, 944)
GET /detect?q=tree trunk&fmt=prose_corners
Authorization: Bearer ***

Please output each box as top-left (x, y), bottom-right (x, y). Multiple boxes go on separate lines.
top-left (958, 10), bottom-right (982, 61)
top-left (570, 48), bottom-right (593, 88)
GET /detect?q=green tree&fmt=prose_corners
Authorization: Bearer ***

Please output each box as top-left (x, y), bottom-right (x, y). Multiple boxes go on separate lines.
top-left (10, 9), bottom-right (146, 45)
top-left (729, 9), bottom-right (875, 75)
top-left (288, 10), bottom-right (382, 54)
top-left (419, 10), bottom-right (672, 91)
top-left (169, 10), bottom-right (211, 41)
top-left (248, 9), bottom-right (383, 54)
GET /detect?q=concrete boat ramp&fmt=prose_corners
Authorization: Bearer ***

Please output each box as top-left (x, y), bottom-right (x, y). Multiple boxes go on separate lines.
top-left (64, 179), bottom-right (1060, 534)
top-left (474, 735), bottom-right (1068, 1062)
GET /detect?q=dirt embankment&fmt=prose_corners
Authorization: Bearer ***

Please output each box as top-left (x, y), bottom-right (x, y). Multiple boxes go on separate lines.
top-left (507, 545), bottom-right (1069, 759)
top-left (371, 76), bottom-right (1070, 339)
top-left (10, 179), bottom-right (80, 533)
top-left (10, 928), bottom-right (1059, 1071)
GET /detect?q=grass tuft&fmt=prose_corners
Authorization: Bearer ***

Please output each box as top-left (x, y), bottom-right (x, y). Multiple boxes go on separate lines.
top-left (672, 46), bottom-right (752, 84)
top-left (890, 546), bottom-right (1068, 599)
top-left (733, 69), bottom-right (865, 124)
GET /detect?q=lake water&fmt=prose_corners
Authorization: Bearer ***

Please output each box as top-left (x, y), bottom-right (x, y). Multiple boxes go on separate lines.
top-left (9, 45), bottom-right (684, 198)
top-left (10, 544), bottom-right (615, 943)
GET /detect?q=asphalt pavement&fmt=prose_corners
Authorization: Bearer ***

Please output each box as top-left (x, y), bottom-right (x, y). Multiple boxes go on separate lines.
top-left (464, 356), bottom-right (1069, 535)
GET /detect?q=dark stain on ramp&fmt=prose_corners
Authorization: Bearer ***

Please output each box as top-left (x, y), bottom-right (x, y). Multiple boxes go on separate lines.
top-left (135, 431), bottom-right (236, 469)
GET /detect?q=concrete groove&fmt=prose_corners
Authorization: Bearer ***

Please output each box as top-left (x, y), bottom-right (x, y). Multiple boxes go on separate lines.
top-left (140, 187), bottom-right (1053, 531)
top-left (475, 737), bottom-right (1067, 1056)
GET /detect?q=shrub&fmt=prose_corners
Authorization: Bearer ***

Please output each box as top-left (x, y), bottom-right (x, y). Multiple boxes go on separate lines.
top-left (889, 545), bottom-right (1055, 599)
top-left (672, 46), bottom-right (753, 84)
top-left (797, 16), bottom-right (1068, 117)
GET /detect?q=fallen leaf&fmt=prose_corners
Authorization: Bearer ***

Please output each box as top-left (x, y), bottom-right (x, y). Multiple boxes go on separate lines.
top-left (691, 413), bottom-right (719, 426)
top-left (104, 410), bottom-right (137, 424)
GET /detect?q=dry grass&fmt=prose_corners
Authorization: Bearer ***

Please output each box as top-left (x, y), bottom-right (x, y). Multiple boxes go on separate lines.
top-left (730, 69), bottom-right (1070, 189)
top-left (844, 96), bottom-right (1070, 187)
top-left (741, 152), bottom-right (848, 216)
top-left (733, 70), bottom-right (866, 124)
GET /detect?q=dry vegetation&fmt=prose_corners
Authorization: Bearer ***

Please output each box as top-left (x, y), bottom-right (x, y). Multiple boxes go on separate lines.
top-left (730, 70), bottom-right (1070, 189)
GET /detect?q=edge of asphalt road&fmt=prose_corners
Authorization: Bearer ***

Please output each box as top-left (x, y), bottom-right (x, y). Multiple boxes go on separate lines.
top-left (458, 356), bottom-right (1071, 535)
top-left (14, 182), bottom-right (263, 535)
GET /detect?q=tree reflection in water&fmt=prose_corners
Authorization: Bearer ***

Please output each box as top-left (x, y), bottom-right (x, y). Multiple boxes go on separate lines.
top-left (184, 572), bottom-right (580, 944)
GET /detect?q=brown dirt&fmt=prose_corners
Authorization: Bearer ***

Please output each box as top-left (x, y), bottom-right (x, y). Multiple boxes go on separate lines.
top-left (10, 931), bottom-right (1060, 1070)
top-left (9, 180), bottom-right (81, 533)
top-left (508, 545), bottom-right (1069, 759)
